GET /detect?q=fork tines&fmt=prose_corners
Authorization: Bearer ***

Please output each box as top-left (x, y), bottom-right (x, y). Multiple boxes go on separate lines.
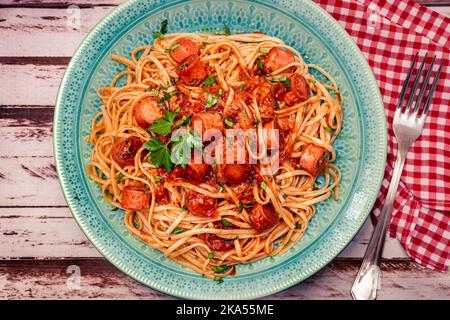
top-left (396, 53), bottom-right (444, 117)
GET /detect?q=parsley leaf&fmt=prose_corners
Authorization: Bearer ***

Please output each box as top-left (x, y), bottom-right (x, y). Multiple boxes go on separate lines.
top-left (170, 131), bottom-right (203, 168)
top-left (143, 136), bottom-right (173, 173)
top-left (154, 175), bottom-right (163, 182)
top-left (147, 109), bottom-right (178, 135)
top-left (258, 47), bottom-right (269, 54)
top-left (208, 252), bottom-right (214, 259)
top-left (116, 172), bottom-right (124, 183)
top-left (260, 181), bottom-right (267, 190)
top-left (324, 126), bottom-right (332, 133)
top-left (164, 109), bottom-right (178, 124)
top-left (148, 118), bottom-right (172, 135)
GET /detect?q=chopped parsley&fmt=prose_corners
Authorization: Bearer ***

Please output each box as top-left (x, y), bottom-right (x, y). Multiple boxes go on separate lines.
top-left (208, 252), bottom-right (214, 259)
top-left (153, 19), bottom-right (168, 39)
top-left (172, 227), bottom-right (185, 234)
top-left (238, 200), bottom-right (244, 213)
top-left (221, 218), bottom-right (233, 227)
top-left (285, 79), bottom-right (292, 88)
top-left (154, 175), bottom-right (163, 182)
top-left (175, 115), bottom-right (191, 127)
top-left (260, 181), bottom-right (267, 190)
top-left (311, 79), bottom-right (317, 85)
top-left (203, 75), bottom-right (216, 86)
top-left (214, 276), bottom-right (224, 284)
top-left (223, 25), bottom-right (231, 36)
top-left (258, 47), bottom-right (269, 54)
top-left (164, 43), bottom-right (180, 53)
top-left (240, 83), bottom-right (246, 90)
top-left (211, 265), bottom-right (231, 273)
top-left (295, 222), bottom-right (302, 229)
top-left (257, 58), bottom-right (264, 72)
top-left (116, 172), bottom-right (124, 183)
top-left (218, 182), bottom-right (223, 193)
top-left (275, 101), bottom-right (280, 110)
top-left (181, 206), bottom-right (188, 211)
top-left (206, 92), bottom-right (219, 108)
top-left (271, 75), bottom-right (288, 82)
top-left (238, 200), bottom-right (254, 212)
top-left (161, 82), bottom-right (171, 90)
top-left (148, 85), bottom-right (154, 91)
top-left (223, 118), bottom-right (234, 127)
top-left (324, 126), bottom-right (332, 133)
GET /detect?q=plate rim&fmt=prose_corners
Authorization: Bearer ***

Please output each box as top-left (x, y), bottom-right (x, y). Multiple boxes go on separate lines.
top-left (53, 0), bottom-right (387, 299)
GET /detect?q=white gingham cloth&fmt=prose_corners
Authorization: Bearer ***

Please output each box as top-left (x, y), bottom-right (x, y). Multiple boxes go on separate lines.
top-left (315, 0), bottom-right (450, 271)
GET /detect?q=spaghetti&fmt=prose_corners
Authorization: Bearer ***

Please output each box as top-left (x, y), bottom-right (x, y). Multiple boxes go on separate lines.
top-left (86, 27), bottom-right (342, 280)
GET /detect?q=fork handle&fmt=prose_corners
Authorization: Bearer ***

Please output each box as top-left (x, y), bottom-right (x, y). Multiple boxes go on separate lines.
top-left (351, 150), bottom-right (407, 300)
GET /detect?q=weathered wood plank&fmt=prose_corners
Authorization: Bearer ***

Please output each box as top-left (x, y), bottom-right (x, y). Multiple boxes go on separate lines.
top-left (0, 7), bottom-right (115, 57)
top-left (0, 207), bottom-right (408, 259)
top-left (0, 258), bottom-right (447, 299)
top-left (0, 157), bottom-right (67, 206)
top-left (0, 209), bottom-right (100, 258)
top-left (0, 64), bottom-right (65, 105)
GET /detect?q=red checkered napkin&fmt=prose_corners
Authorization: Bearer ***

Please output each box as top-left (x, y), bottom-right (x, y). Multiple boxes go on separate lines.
top-left (314, 0), bottom-right (449, 271)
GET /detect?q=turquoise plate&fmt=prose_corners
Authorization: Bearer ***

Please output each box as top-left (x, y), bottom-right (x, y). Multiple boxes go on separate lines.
top-left (54, 0), bottom-right (386, 299)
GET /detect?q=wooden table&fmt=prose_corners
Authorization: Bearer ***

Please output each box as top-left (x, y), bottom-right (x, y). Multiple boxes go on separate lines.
top-left (0, 0), bottom-right (449, 300)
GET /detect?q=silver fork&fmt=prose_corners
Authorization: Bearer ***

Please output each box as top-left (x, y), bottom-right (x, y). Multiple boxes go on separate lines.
top-left (351, 53), bottom-right (444, 300)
